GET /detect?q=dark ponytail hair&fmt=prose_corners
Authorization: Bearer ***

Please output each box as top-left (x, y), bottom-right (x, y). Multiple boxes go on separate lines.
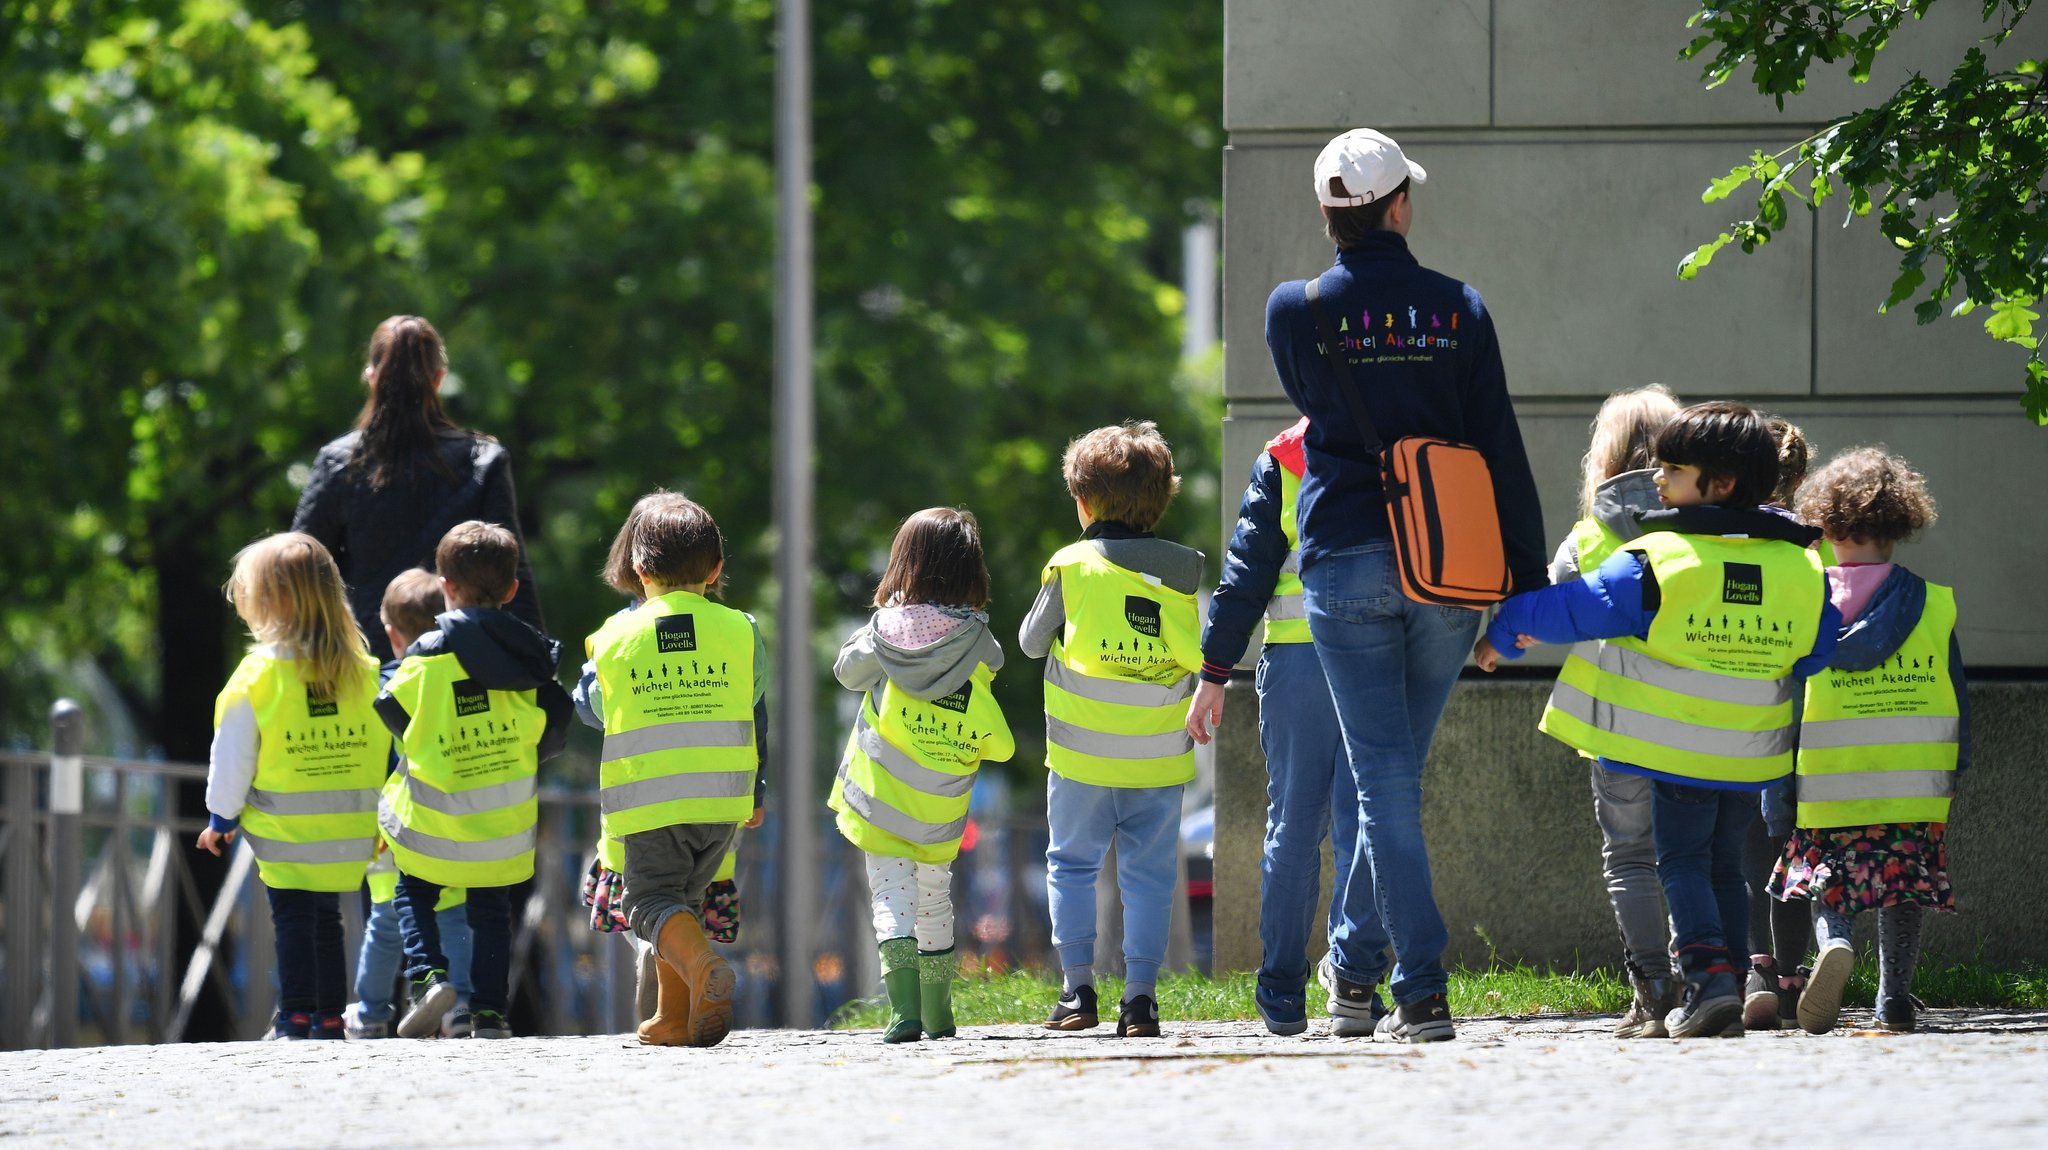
top-left (350, 315), bottom-right (463, 489)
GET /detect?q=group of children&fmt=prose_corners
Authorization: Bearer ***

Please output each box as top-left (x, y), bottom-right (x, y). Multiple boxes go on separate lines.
top-left (203, 420), bottom-right (1211, 1045)
top-left (202, 395), bottom-right (1960, 1044)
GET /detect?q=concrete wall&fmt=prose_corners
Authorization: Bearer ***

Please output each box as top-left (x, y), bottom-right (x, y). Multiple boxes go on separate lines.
top-left (1212, 1), bottom-right (2048, 973)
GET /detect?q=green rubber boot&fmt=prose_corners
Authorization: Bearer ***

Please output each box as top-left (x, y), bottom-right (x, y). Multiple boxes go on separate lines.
top-left (879, 937), bottom-right (922, 1044)
top-left (919, 947), bottom-right (958, 1039)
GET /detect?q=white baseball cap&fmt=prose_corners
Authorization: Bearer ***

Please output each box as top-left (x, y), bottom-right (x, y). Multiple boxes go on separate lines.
top-left (1313, 129), bottom-right (1426, 207)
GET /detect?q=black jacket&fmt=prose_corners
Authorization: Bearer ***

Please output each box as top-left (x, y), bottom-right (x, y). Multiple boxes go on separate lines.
top-left (292, 429), bottom-right (543, 659)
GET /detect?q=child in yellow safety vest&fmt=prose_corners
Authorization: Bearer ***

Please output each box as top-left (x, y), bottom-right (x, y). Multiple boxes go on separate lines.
top-left (376, 521), bottom-right (574, 1041)
top-left (1019, 421), bottom-right (1204, 1038)
top-left (584, 494), bottom-right (765, 1048)
top-left (1766, 447), bottom-right (1966, 1036)
top-left (1476, 402), bottom-right (1841, 1039)
top-left (197, 533), bottom-right (390, 1041)
top-left (830, 507), bottom-right (1015, 1043)
top-left (345, 568), bottom-right (473, 1040)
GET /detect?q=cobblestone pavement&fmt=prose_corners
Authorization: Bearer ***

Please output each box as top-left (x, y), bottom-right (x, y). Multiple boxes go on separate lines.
top-left (4, 1011), bottom-right (2045, 1149)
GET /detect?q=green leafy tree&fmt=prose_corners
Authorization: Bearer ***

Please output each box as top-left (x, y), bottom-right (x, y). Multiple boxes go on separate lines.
top-left (1676, 1), bottom-right (2048, 422)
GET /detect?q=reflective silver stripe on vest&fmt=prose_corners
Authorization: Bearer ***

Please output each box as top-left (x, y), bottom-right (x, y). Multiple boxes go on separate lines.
top-left (602, 770), bottom-right (756, 815)
top-left (1548, 682), bottom-right (1793, 759)
top-left (852, 716), bottom-right (975, 799)
top-left (240, 832), bottom-right (374, 865)
top-left (601, 719), bottom-right (755, 763)
top-left (1266, 595), bottom-right (1306, 622)
top-left (1569, 642), bottom-right (1796, 708)
top-left (835, 767), bottom-right (967, 846)
top-left (383, 821), bottom-right (536, 863)
top-left (1798, 715), bottom-right (1961, 751)
top-left (1798, 769), bottom-right (1955, 802)
top-left (394, 760), bottom-right (537, 816)
top-left (245, 787), bottom-right (379, 817)
top-left (1045, 715), bottom-right (1194, 761)
top-left (1045, 661), bottom-right (1195, 708)
top-left (1280, 549), bottom-right (1301, 575)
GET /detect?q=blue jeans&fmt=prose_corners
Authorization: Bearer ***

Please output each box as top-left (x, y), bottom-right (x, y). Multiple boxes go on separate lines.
top-left (1254, 640), bottom-right (1378, 1019)
top-left (1650, 780), bottom-right (1754, 980)
top-left (397, 877), bottom-right (510, 1014)
top-left (1044, 773), bottom-right (1183, 990)
top-left (355, 895), bottom-right (475, 1021)
top-left (1305, 543), bottom-right (1481, 1007)
top-left (266, 887), bottom-right (346, 1016)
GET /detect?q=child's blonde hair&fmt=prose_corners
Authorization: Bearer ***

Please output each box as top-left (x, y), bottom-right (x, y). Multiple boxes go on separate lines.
top-left (225, 533), bottom-right (371, 701)
top-left (1764, 413), bottom-right (1812, 508)
top-left (1795, 447), bottom-right (1938, 547)
top-left (1579, 384), bottom-right (1682, 517)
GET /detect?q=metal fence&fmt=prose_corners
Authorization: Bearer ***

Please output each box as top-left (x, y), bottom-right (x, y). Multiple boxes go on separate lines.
top-left (1, 699), bottom-right (1068, 1049)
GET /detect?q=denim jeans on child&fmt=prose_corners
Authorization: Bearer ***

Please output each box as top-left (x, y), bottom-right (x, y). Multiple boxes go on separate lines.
top-left (397, 877), bottom-right (511, 1014)
top-left (1305, 542), bottom-right (1480, 1007)
top-left (1045, 772), bottom-right (1183, 991)
top-left (1254, 639), bottom-right (1378, 1020)
top-left (355, 896), bottom-right (475, 1022)
top-left (1590, 763), bottom-right (1673, 980)
top-left (1649, 780), bottom-right (1754, 980)
top-left (267, 887), bottom-right (346, 1015)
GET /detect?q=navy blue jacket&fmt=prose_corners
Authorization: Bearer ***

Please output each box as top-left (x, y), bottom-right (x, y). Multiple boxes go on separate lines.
top-left (1488, 505), bottom-right (1842, 790)
top-left (1266, 232), bottom-right (1547, 591)
top-left (1198, 450), bottom-right (1290, 683)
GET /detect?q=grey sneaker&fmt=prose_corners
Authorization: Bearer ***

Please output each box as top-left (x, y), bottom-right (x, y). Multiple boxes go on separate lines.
top-left (1797, 940), bottom-right (1855, 1035)
top-left (1665, 972), bottom-right (1742, 1039)
top-left (1373, 993), bottom-right (1455, 1044)
top-left (1615, 972), bottom-right (1677, 1039)
top-left (397, 973), bottom-right (456, 1039)
top-left (1318, 957), bottom-right (1387, 1038)
top-left (1742, 956), bottom-right (1782, 1031)
top-left (469, 1009), bottom-right (512, 1040)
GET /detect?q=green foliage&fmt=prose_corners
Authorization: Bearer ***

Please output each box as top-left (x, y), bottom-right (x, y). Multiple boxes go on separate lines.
top-left (1679, 1), bottom-right (2048, 423)
top-left (0, 0), bottom-right (1223, 769)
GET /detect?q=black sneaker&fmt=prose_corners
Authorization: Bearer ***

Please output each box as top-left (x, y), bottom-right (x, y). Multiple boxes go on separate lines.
top-left (268, 1011), bottom-right (312, 1041)
top-left (308, 1012), bottom-right (346, 1040)
top-left (1665, 972), bottom-right (1742, 1039)
top-left (470, 1010), bottom-right (512, 1040)
top-left (1876, 994), bottom-right (1917, 1033)
top-left (398, 972), bottom-right (456, 1039)
top-left (1116, 995), bottom-right (1161, 1038)
top-left (1044, 984), bottom-right (1099, 1031)
top-left (1374, 993), bottom-right (1455, 1043)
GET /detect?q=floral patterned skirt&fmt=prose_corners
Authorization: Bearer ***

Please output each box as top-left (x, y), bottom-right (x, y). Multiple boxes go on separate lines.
top-left (1767, 822), bottom-right (1954, 914)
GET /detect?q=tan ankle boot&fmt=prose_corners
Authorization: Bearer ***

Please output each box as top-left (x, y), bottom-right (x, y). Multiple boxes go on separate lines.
top-left (655, 912), bottom-right (735, 1047)
top-left (636, 955), bottom-right (692, 1046)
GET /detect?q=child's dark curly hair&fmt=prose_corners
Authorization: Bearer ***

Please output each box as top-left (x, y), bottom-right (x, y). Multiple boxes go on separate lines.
top-left (1795, 447), bottom-right (1937, 546)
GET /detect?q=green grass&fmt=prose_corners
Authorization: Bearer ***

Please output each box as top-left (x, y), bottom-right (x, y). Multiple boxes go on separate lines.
top-left (826, 960), bottom-right (2048, 1030)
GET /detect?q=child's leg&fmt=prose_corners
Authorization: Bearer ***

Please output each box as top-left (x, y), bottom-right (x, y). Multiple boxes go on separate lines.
top-left (441, 900), bottom-right (475, 1003)
top-left (1708, 790), bottom-right (1753, 978)
top-left (266, 887), bottom-right (318, 1018)
top-left (1045, 773), bottom-right (1117, 992)
top-left (1769, 887), bottom-right (1812, 974)
top-left (354, 898), bottom-right (405, 1020)
top-left (393, 875), bottom-right (448, 980)
top-left (1649, 782), bottom-right (1735, 984)
top-left (463, 886), bottom-right (513, 1017)
top-left (1253, 642), bottom-right (1349, 1016)
top-left (313, 892), bottom-right (347, 1017)
top-left (863, 852), bottom-right (918, 945)
top-left (915, 861), bottom-right (957, 1038)
top-left (1110, 782), bottom-right (1184, 1003)
top-left (1876, 902), bottom-right (1924, 1006)
top-left (1589, 762), bottom-right (1672, 980)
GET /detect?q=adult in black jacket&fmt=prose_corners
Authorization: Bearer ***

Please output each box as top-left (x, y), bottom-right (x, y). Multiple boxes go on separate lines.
top-left (291, 315), bottom-right (544, 660)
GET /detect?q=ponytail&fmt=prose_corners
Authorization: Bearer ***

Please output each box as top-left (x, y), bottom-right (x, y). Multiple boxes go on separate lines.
top-left (350, 315), bottom-right (463, 489)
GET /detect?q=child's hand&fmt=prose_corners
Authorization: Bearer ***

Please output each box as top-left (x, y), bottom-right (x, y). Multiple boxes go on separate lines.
top-left (1515, 633), bottom-right (1540, 650)
top-left (195, 826), bottom-right (235, 857)
top-left (1185, 680), bottom-right (1225, 745)
top-left (1473, 636), bottom-right (1502, 673)
top-left (744, 806), bottom-right (764, 830)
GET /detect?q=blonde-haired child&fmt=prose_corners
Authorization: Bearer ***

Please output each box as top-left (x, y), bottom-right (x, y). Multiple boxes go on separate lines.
top-left (832, 507), bottom-right (1015, 1042)
top-left (1549, 384), bottom-right (1685, 1038)
top-left (198, 533), bottom-right (389, 1040)
top-left (1770, 447), bottom-right (1964, 1034)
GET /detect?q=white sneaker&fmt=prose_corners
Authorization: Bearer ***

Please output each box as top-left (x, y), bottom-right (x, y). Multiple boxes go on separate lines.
top-left (341, 1002), bottom-right (390, 1040)
top-left (1798, 940), bottom-right (1855, 1034)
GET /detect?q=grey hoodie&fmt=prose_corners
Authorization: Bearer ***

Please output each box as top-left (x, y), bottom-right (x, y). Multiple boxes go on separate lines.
top-left (1549, 469), bottom-right (1662, 585)
top-left (836, 611), bottom-right (1005, 702)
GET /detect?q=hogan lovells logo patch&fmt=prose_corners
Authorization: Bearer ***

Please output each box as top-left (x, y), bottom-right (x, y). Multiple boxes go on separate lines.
top-left (1721, 562), bottom-right (1764, 606)
top-left (656, 614), bottom-right (698, 653)
top-left (1124, 595), bottom-right (1163, 637)
top-left (452, 679), bottom-right (491, 717)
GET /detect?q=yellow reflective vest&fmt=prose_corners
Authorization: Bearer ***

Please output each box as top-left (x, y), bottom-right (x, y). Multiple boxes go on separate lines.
top-left (378, 652), bottom-right (545, 887)
top-left (1796, 582), bottom-right (1959, 828)
top-left (1539, 531), bottom-right (1827, 786)
top-left (1265, 454), bottom-right (1311, 645)
top-left (218, 651), bottom-right (387, 892)
top-left (1040, 542), bottom-right (1201, 788)
top-left (589, 590), bottom-right (759, 838)
top-left (831, 661), bottom-right (1015, 863)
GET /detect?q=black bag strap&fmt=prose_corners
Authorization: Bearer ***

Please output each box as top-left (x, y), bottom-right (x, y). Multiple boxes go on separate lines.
top-left (1304, 274), bottom-right (1385, 455)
